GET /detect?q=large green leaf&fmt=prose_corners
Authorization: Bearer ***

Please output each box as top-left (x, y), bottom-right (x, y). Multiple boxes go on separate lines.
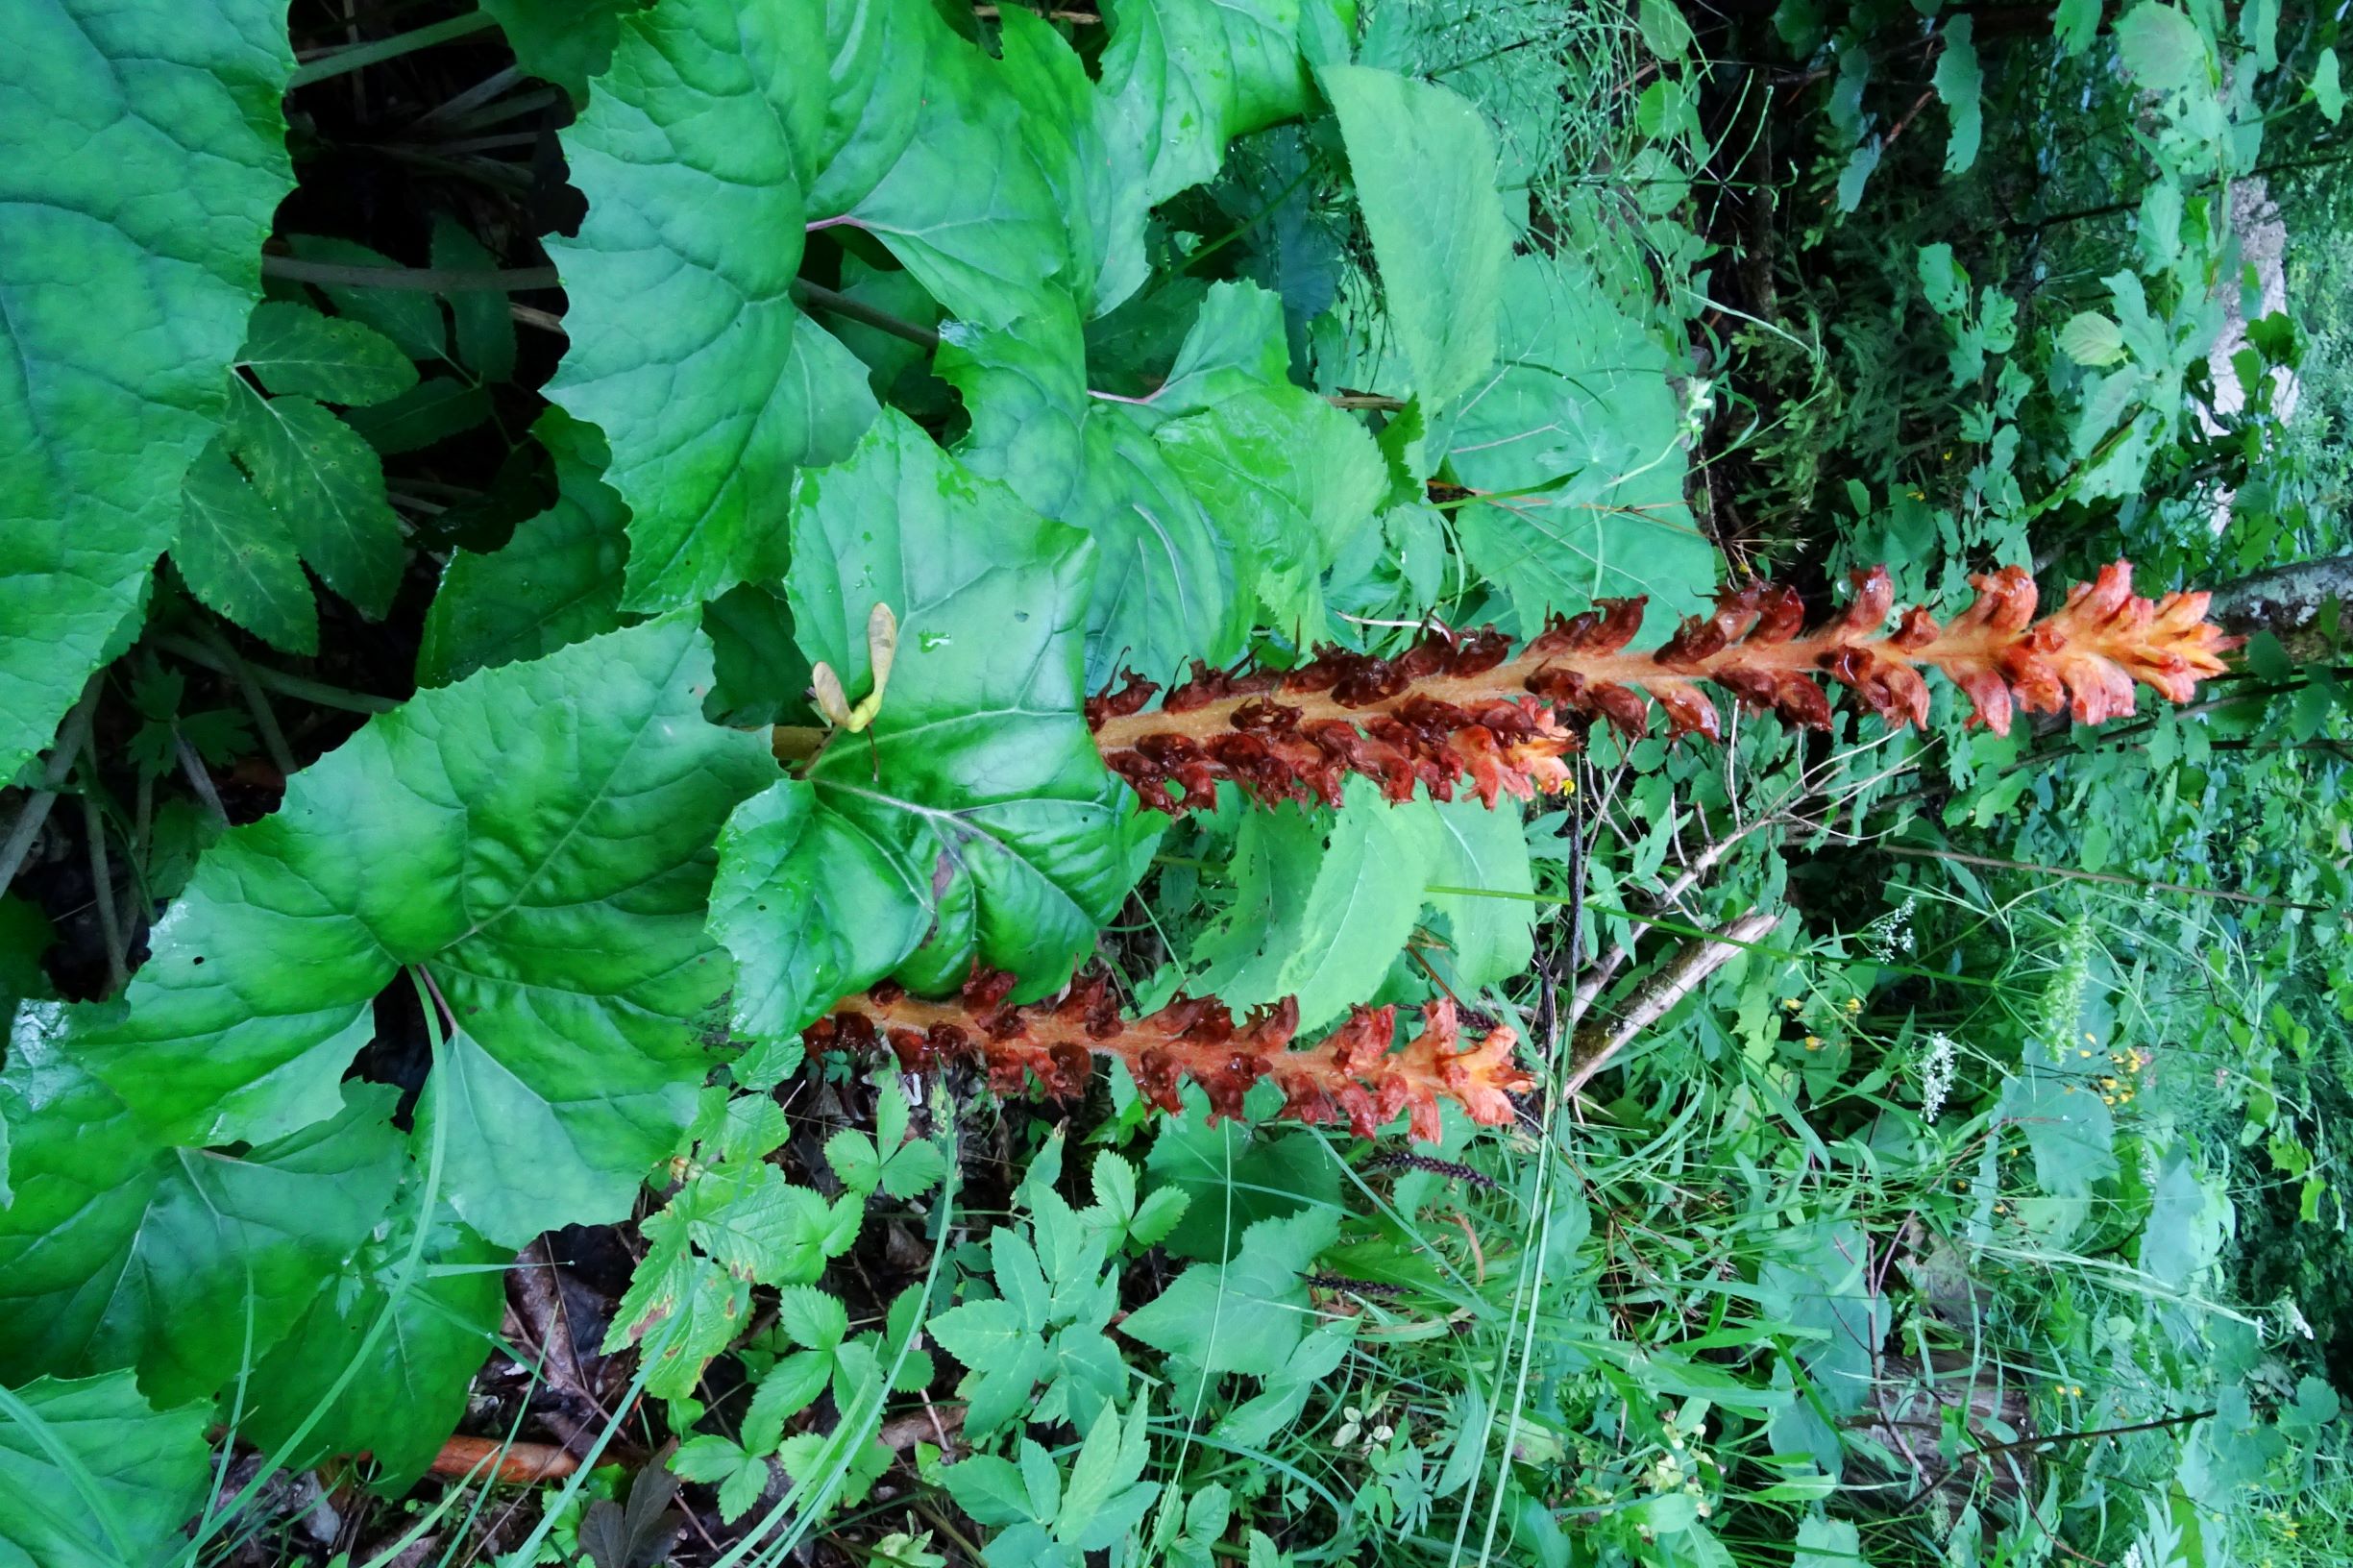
top-left (546, 0), bottom-right (875, 613)
top-left (1425, 797), bottom-right (1535, 990)
top-left (1155, 381), bottom-right (1388, 645)
top-left (805, 0), bottom-right (1067, 327)
top-left (1120, 1208), bottom-right (1339, 1377)
top-left (713, 412), bottom-right (1157, 1046)
top-left (0, 1370), bottom-right (210, 1568)
top-left (938, 303), bottom-right (1243, 686)
top-left (416, 411), bottom-right (635, 686)
top-left (1319, 64), bottom-right (1509, 410)
top-left (238, 1176), bottom-right (505, 1494)
top-left (65, 620), bottom-right (775, 1245)
top-left (1190, 777), bottom-right (1439, 1032)
top-left (1448, 253), bottom-right (1715, 634)
top-left (0, 0), bottom-right (294, 781)
top-left (0, 1006), bottom-right (401, 1407)
top-left (1099, 0), bottom-right (1354, 208)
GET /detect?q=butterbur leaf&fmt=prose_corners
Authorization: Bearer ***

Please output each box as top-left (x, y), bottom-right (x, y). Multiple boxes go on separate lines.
top-left (66, 620), bottom-right (776, 1245)
top-left (1098, 0), bottom-right (1351, 208)
top-left (237, 301), bottom-right (418, 406)
top-left (1446, 253), bottom-right (1714, 636)
top-left (0, 0), bottom-right (294, 781)
top-left (1156, 382), bottom-right (1391, 646)
top-left (416, 410), bottom-right (635, 686)
top-left (0, 1011), bottom-right (402, 1407)
top-left (0, 1370), bottom-right (211, 1568)
top-left (711, 778), bottom-right (933, 1052)
top-left (938, 304), bottom-right (1244, 687)
top-left (239, 1176), bottom-right (506, 1494)
top-left (716, 411), bottom-right (1157, 1040)
top-left (547, 0), bottom-right (877, 612)
top-left (1319, 65), bottom-right (1510, 409)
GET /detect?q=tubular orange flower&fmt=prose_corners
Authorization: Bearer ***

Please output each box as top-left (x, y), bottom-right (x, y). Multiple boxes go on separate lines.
top-left (1087, 561), bottom-right (2235, 814)
top-left (807, 968), bottom-right (1531, 1142)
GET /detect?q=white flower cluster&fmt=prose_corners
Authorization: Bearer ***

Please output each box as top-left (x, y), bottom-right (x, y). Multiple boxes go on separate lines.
top-left (1920, 1032), bottom-right (1958, 1124)
top-left (1862, 894), bottom-right (1918, 961)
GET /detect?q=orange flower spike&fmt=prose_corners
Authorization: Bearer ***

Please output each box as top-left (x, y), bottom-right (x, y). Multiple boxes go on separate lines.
top-left (1088, 560), bottom-right (2234, 813)
top-left (809, 972), bottom-right (1532, 1143)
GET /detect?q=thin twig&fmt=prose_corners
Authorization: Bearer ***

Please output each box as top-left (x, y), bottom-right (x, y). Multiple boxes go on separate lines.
top-left (80, 789), bottom-right (127, 994)
top-left (202, 627), bottom-right (300, 780)
top-left (154, 635), bottom-right (399, 713)
top-left (175, 732), bottom-right (232, 830)
top-left (0, 674), bottom-right (104, 890)
top-left (1562, 910), bottom-right (1781, 1102)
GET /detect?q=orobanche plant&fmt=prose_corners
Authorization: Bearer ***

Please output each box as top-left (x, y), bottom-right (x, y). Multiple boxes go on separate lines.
top-left (0, 0), bottom-right (2243, 1558)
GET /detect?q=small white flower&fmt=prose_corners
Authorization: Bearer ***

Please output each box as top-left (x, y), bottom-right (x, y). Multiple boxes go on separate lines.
top-left (1920, 1032), bottom-right (1958, 1124)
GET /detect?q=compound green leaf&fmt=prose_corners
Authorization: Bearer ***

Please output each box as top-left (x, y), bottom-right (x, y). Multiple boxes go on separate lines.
top-left (223, 380), bottom-right (406, 620)
top-left (547, 0), bottom-right (873, 613)
top-left (0, 1009), bottom-right (401, 1408)
top-left (67, 619), bottom-right (775, 1245)
top-left (0, 0), bottom-right (294, 783)
top-left (1120, 1207), bottom-right (1338, 1376)
top-left (283, 236), bottom-right (447, 364)
top-left (0, 1370), bottom-right (210, 1568)
top-left (417, 411), bottom-right (634, 686)
top-left (174, 439), bottom-right (320, 657)
top-left (1930, 17), bottom-right (1981, 176)
top-left (761, 412), bottom-right (1156, 1012)
top-left (939, 305), bottom-right (1242, 686)
top-left (1319, 64), bottom-right (1509, 410)
top-left (1099, 0), bottom-right (1351, 208)
top-left (1449, 254), bottom-right (1715, 636)
top-left (235, 301), bottom-right (418, 407)
top-left (239, 1177), bottom-right (505, 1494)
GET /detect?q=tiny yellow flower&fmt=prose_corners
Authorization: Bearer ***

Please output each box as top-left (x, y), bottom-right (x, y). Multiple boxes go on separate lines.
top-left (1804, 1036), bottom-right (1822, 1051)
top-left (1782, 998), bottom-right (1802, 1012)
top-left (1844, 997), bottom-right (1861, 1014)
